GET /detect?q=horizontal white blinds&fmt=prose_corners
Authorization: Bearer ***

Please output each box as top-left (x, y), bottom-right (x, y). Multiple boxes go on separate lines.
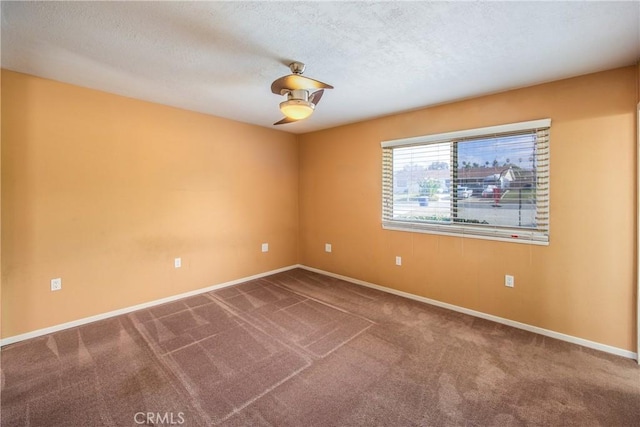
top-left (535, 128), bottom-right (550, 235)
top-left (382, 148), bottom-right (393, 221)
top-left (381, 119), bottom-right (551, 148)
top-left (381, 119), bottom-right (551, 245)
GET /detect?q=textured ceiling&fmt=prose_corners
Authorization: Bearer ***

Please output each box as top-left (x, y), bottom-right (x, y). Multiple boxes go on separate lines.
top-left (2, 1), bottom-right (639, 134)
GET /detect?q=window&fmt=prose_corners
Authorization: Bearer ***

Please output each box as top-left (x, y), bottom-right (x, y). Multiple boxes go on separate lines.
top-left (382, 119), bottom-right (550, 244)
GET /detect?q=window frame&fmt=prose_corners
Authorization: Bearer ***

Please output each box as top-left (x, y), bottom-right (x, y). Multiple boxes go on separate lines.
top-left (381, 119), bottom-right (551, 245)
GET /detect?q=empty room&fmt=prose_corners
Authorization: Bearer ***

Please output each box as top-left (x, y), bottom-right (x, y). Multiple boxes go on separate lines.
top-left (1, 2), bottom-right (639, 426)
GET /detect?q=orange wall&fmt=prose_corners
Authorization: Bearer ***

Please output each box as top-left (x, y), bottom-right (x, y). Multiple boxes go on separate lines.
top-left (2, 66), bottom-right (637, 352)
top-left (0, 71), bottom-right (3, 340)
top-left (1, 70), bottom-right (299, 337)
top-left (299, 66), bottom-right (637, 351)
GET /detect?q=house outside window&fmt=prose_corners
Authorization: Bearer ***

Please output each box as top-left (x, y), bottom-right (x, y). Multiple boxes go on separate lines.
top-left (382, 119), bottom-right (550, 244)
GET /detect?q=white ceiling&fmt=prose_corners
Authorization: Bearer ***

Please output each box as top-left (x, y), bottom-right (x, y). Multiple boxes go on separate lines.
top-left (2, 1), bottom-right (639, 134)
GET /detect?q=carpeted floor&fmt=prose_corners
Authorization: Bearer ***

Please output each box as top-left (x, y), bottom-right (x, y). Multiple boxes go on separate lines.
top-left (2, 268), bottom-right (639, 426)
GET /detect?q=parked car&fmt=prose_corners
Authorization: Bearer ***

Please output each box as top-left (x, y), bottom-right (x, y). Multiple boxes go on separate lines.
top-left (482, 185), bottom-right (497, 198)
top-left (467, 183), bottom-right (483, 196)
top-left (457, 186), bottom-right (473, 198)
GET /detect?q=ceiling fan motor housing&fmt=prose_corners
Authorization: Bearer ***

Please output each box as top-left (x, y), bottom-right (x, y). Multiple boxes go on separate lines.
top-left (287, 89), bottom-right (309, 101)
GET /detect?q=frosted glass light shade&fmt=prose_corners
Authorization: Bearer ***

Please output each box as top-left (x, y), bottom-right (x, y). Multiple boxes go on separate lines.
top-left (280, 99), bottom-right (314, 120)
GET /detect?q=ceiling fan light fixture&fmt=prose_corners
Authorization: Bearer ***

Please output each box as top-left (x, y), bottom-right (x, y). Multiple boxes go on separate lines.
top-left (279, 99), bottom-right (315, 120)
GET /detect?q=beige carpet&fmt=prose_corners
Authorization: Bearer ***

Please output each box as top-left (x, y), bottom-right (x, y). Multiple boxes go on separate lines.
top-left (2, 268), bottom-right (639, 426)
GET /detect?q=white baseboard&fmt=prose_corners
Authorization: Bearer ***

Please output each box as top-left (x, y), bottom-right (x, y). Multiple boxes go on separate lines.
top-left (0, 265), bottom-right (300, 347)
top-left (4, 264), bottom-right (637, 362)
top-left (299, 265), bottom-right (639, 361)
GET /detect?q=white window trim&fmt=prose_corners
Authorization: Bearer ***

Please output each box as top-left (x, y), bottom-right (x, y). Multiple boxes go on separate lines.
top-left (382, 221), bottom-right (550, 246)
top-left (381, 119), bottom-right (551, 148)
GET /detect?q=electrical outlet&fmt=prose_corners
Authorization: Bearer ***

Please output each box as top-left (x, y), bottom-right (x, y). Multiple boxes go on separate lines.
top-left (261, 243), bottom-right (269, 252)
top-left (325, 243), bottom-right (332, 253)
top-left (51, 278), bottom-right (62, 291)
top-left (505, 275), bottom-right (514, 288)
top-left (396, 256), bottom-right (402, 266)
top-left (174, 257), bottom-right (182, 268)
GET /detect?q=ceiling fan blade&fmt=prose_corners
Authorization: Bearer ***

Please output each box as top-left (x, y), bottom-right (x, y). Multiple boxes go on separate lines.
top-left (271, 74), bottom-right (333, 95)
top-left (308, 89), bottom-right (324, 106)
top-left (274, 116), bottom-right (298, 125)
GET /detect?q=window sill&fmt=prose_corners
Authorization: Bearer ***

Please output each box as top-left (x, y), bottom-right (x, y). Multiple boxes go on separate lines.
top-left (382, 220), bottom-right (549, 246)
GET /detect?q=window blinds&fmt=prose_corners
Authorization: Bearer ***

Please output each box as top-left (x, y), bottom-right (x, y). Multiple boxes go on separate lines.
top-left (381, 119), bottom-right (551, 245)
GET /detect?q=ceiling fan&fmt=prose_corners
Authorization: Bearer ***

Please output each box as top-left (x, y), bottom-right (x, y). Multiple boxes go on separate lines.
top-left (271, 62), bottom-right (333, 125)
